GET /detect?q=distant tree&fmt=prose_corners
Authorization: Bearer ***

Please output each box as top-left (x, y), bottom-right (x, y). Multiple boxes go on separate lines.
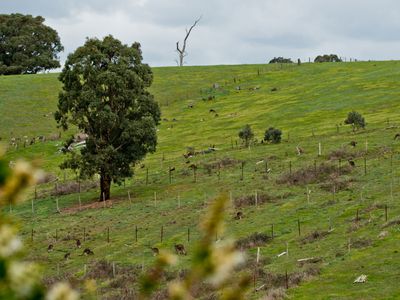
top-left (344, 111), bottom-right (366, 130)
top-left (269, 57), bottom-right (293, 64)
top-left (0, 14), bottom-right (63, 75)
top-left (176, 17), bottom-right (201, 66)
top-left (238, 124), bottom-right (254, 147)
top-left (314, 54), bottom-right (342, 63)
top-left (55, 35), bottom-right (161, 201)
top-left (264, 127), bottom-right (282, 144)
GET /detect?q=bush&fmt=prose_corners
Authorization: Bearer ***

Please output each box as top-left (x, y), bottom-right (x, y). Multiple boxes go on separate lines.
top-left (344, 111), bottom-right (366, 129)
top-left (314, 54), bottom-right (342, 63)
top-left (264, 127), bottom-right (282, 143)
top-left (269, 57), bottom-right (293, 64)
top-left (238, 124), bottom-right (254, 147)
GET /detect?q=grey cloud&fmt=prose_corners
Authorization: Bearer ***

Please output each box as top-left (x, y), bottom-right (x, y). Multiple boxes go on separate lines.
top-left (2, 0), bottom-right (400, 66)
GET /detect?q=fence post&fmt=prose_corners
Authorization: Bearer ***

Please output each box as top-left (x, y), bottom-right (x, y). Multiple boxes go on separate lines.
top-left (297, 219), bottom-right (301, 236)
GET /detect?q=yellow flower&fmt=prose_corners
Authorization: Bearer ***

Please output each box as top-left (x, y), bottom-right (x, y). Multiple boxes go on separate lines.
top-left (0, 224), bottom-right (22, 258)
top-left (46, 282), bottom-right (79, 300)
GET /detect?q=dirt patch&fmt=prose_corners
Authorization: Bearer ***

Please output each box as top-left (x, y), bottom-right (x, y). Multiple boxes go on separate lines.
top-left (277, 163), bottom-right (352, 186)
top-left (235, 232), bottom-right (271, 250)
top-left (300, 230), bottom-right (330, 244)
top-left (62, 197), bottom-right (124, 214)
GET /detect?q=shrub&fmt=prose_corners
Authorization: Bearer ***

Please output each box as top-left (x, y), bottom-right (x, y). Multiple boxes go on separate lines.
top-left (314, 54), bottom-right (342, 63)
top-left (269, 57), bottom-right (293, 64)
top-left (238, 124), bottom-right (254, 147)
top-left (264, 127), bottom-right (282, 144)
top-left (344, 111), bottom-right (366, 129)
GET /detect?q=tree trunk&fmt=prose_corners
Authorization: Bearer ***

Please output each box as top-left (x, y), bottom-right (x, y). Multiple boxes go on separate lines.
top-left (179, 54), bottom-right (184, 67)
top-left (100, 174), bottom-right (111, 201)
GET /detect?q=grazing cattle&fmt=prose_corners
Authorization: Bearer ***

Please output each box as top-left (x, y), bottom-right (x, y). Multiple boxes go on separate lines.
top-left (394, 134), bottom-right (400, 140)
top-left (209, 109), bottom-right (216, 113)
top-left (47, 244), bottom-right (54, 252)
top-left (83, 248), bottom-right (94, 255)
top-left (174, 244), bottom-right (187, 255)
top-left (64, 252), bottom-right (71, 260)
top-left (76, 239), bottom-right (81, 248)
top-left (271, 87), bottom-right (278, 92)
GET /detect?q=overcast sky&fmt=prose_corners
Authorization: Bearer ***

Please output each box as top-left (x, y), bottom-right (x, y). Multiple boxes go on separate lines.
top-left (2, 0), bottom-right (400, 66)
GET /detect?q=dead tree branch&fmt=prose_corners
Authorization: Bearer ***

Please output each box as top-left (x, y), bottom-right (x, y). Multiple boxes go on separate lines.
top-left (176, 17), bottom-right (201, 66)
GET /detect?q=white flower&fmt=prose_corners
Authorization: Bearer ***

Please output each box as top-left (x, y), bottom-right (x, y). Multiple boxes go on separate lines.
top-left (0, 225), bottom-right (22, 258)
top-left (8, 261), bottom-right (40, 298)
top-left (208, 240), bottom-right (245, 286)
top-left (46, 282), bottom-right (79, 300)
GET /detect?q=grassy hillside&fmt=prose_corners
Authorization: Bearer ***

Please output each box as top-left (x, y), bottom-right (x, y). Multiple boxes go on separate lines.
top-left (2, 61), bottom-right (400, 299)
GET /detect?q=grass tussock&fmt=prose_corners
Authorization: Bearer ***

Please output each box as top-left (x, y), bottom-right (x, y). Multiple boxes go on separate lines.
top-left (234, 193), bottom-right (276, 208)
top-left (50, 180), bottom-right (98, 196)
top-left (351, 237), bottom-right (372, 249)
top-left (382, 216), bottom-right (400, 228)
top-left (277, 163), bottom-right (352, 186)
top-left (255, 265), bottom-right (320, 291)
top-left (235, 232), bottom-right (271, 250)
top-left (300, 230), bottom-right (330, 244)
top-left (202, 157), bottom-right (240, 174)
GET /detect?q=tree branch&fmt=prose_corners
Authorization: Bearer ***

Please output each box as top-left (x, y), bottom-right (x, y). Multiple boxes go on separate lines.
top-left (176, 16), bottom-right (201, 66)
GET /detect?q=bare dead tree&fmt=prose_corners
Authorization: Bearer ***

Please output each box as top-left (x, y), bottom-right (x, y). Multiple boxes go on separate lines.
top-left (176, 17), bottom-right (201, 66)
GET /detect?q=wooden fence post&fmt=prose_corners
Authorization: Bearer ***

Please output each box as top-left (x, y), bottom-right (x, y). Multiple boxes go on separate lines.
top-left (297, 219), bottom-right (301, 236)
top-left (364, 157), bottom-right (367, 175)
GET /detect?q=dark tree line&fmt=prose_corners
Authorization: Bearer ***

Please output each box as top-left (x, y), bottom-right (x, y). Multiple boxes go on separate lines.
top-left (0, 14), bottom-right (63, 75)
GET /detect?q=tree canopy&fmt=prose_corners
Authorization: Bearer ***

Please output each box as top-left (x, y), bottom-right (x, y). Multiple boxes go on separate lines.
top-left (344, 111), bottom-right (366, 130)
top-left (314, 54), bottom-right (342, 63)
top-left (55, 35), bottom-right (160, 200)
top-left (238, 124), bottom-right (254, 147)
top-left (0, 13), bottom-right (63, 75)
top-left (269, 57), bottom-right (293, 64)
